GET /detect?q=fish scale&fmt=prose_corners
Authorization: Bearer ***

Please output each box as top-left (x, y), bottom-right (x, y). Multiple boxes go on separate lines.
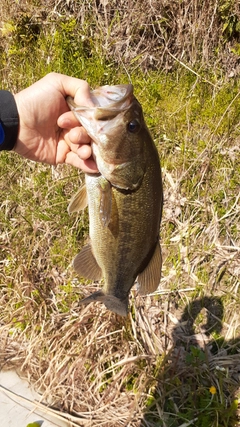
top-left (67, 84), bottom-right (163, 316)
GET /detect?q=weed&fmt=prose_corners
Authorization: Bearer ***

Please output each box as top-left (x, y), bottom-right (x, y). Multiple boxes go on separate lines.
top-left (0, 1), bottom-right (240, 426)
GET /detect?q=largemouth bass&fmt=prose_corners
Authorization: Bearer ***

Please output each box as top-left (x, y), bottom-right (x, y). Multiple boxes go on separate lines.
top-left (67, 84), bottom-right (163, 316)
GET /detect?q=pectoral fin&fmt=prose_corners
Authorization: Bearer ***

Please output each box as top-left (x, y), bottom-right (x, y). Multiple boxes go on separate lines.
top-left (73, 243), bottom-right (102, 281)
top-left (98, 178), bottom-right (112, 227)
top-left (68, 184), bottom-right (88, 214)
top-left (137, 241), bottom-right (162, 295)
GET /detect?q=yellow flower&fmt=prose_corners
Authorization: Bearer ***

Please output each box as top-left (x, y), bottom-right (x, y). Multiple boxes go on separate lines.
top-left (26, 421), bottom-right (43, 427)
top-left (209, 386), bottom-right (217, 395)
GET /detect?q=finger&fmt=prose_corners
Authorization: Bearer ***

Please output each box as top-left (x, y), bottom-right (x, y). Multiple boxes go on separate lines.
top-left (58, 111), bottom-right (80, 128)
top-left (54, 73), bottom-right (93, 105)
top-left (65, 151), bottom-right (99, 173)
top-left (76, 144), bottom-right (92, 160)
top-left (55, 139), bottom-right (70, 165)
top-left (68, 127), bottom-right (91, 145)
top-left (61, 128), bottom-right (91, 152)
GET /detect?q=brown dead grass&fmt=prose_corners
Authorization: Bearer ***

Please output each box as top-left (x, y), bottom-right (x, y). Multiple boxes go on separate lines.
top-left (1, 120), bottom-right (239, 425)
top-left (0, 0), bottom-right (240, 76)
top-left (0, 114), bottom-right (240, 425)
top-left (0, 291), bottom-right (168, 425)
top-left (1, 284), bottom-right (240, 425)
top-left (0, 0), bottom-right (240, 425)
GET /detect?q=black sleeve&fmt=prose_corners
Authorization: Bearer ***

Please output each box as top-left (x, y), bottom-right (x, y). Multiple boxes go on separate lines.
top-left (0, 90), bottom-right (19, 151)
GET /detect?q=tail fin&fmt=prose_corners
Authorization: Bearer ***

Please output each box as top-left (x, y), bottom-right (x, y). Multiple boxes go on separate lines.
top-left (79, 290), bottom-right (128, 316)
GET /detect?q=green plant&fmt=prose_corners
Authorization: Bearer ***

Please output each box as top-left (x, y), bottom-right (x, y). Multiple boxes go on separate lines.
top-left (0, 1), bottom-right (240, 426)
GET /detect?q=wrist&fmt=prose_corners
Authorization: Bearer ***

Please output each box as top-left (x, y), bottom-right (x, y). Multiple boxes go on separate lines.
top-left (0, 90), bottom-right (19, 151)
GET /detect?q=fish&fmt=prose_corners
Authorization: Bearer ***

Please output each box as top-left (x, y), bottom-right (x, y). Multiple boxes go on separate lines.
top-left (67, 84), bottom-right (163, 316)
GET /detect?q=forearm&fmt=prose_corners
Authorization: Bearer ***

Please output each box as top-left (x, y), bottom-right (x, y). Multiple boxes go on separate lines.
top-left (0, 90), bottom-right (19, 151)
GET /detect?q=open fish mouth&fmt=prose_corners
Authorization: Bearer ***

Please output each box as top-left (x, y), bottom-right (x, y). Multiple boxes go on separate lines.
top-left (67, 84), bottom-right (163, 316)
top-left (67, 84), bottom-right (134, 122)
top-left (66, 84), bottom-right (138, 160)
top-left (90, 84), bottom-right (134, 110)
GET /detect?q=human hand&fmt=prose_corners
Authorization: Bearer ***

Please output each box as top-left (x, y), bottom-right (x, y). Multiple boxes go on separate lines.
top-left (14, 72), bottom-right (98, 173)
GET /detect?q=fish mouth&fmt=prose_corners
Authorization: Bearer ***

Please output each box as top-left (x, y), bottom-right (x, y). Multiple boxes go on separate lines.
top-left (67, 84), bottom-right (141, 184)
top-left (91, 84), bottom-right (134, 110)
top-left (68, 84), bottom-right (135, 141)
top-left (73, 84), bottom-right (134, 121)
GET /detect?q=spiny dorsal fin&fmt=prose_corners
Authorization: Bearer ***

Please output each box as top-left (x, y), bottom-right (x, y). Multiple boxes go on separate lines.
top-left (137, 241), bottom-right (162, 295)
top-left (73, 243), bottom-right (102, 281)
top-left (68, 184), bottom-right (88, 214)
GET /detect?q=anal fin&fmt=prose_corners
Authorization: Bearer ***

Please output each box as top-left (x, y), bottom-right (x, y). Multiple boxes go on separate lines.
top-left (137, 241), bottom-right (162, 295)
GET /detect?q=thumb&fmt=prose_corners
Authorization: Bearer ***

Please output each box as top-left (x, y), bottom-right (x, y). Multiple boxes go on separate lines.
top-left (56, 73), bottom-right (94, 128)
top-left (53, 73), bottom-right (93, 105)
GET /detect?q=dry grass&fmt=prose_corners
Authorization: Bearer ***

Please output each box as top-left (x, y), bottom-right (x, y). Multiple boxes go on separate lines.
top-left (0, 0), bottom-right (240, 78)
top-left (0, 0), bottom-right (240, 426)
top-left (0, 154), bottom-right (239, 425)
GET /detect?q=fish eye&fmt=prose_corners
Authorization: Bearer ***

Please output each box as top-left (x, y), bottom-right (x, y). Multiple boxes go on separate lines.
top-left (127, 119), bottom-right (140, 133)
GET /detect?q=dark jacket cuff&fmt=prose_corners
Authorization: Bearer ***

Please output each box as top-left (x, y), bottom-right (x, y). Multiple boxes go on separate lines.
top-left (0, 90), bottom-right (19, 151)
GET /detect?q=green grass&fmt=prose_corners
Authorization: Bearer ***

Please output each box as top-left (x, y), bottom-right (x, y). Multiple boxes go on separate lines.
top-left (0, 1), bottom-right (240, 426)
